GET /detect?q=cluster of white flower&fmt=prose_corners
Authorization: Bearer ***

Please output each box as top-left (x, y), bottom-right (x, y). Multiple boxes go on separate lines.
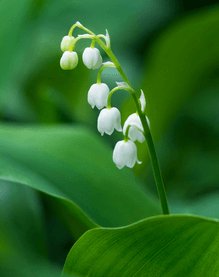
top-left (60, 29), bottom-right (150, 170)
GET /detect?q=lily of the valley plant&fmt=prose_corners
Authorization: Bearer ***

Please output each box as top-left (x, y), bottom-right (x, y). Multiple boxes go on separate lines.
top-left (60, 21), bottom-right (169, 214)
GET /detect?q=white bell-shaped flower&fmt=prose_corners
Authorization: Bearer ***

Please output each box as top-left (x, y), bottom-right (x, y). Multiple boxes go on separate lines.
top-left (123, 113), bottom-right (145, 143)
top-left (60, 36), bottom-right (75, 52)
top-left (60, 51), bottom-right (78, 70)
top-left (113, 140), bottom-right (141, 169)
top-left (97, 107), bottom-right (122, 136)
top-left (82, 47), bottom-right (102, 69)
top-left (87, 83), bottom-right (109, 110)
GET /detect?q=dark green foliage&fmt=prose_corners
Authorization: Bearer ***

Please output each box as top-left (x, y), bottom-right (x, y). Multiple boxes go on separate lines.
top-left (0, 1), bottom-right (218, 276)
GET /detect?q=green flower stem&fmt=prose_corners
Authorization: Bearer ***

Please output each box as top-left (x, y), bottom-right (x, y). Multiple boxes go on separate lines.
top-left (90, 40), bottom-right (96, 48)
top-left (69, 22), bottom-right (170, 214)
top-left (96, 40), bottom-right (131, 86)
top-left (136, 100), bottom-right (170, 214)
top-left (124, 125), bottom-right (132, 141)
top-left (68, 21), bottom-right (94, 37)
top-left (96, 38), bottom-right (170, 215)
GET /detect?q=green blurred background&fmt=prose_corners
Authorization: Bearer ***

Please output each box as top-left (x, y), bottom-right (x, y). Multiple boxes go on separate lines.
top-left (0, 0), bottom-right (219, 276)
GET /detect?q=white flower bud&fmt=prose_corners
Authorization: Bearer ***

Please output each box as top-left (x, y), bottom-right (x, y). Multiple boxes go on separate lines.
top-left (82, 47), bottom-right (102, 69)
top-left (113, 140), bottom-right (141, 169)
top-left (123, 113), bottom-right (145, 143)
top-left (105, 29), bottom-right (110, 48)
top-left (60, 51), bottom-right (78, 70)
top-left (87, 83), bottom-right (109, 110)
top-left (60, 36), bottom-right (75, 52)
top-left (140, 89), bottom-right (146, 112)
top-left (97, 107), bottom-right (122, 136)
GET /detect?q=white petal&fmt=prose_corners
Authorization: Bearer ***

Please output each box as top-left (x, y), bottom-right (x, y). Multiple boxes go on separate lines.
top-left (110, 107), bottom-right (122, 132)
top-left (123, 113), bottom-right (142, 130)
top-left (97, 109), bottom-right (107, 135)
top-left (113, 141), bottom-right (126, 169)
top-left (93, 51), bottom-right (102, 69)
top-left (123, 113), bottom-right (144, 143)
top-left (97, 109), bottom-right (113, 135)
top-left (115, 123), bottom-right (122, 132)
top-left (124, 140), bottom-right (138, 168)
top-left (87, 94), bottom-right (95, 109)
top-left (128, 126), bottom-right (144, 142)
top-left (95, 86), bottom-right (109, 109)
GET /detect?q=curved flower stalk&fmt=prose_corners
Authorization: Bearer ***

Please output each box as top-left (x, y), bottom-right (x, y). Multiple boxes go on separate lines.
top-left (59, 21), bottom-right (169, 214)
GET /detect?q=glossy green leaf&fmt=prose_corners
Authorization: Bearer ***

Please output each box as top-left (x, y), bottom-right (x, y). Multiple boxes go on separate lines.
top-left (144, 6), bottom-right (219, 138)
top-left (0, 181), bottom-right (46, 256)
top-left (63, 215), bottom-right (219, 277)
top-left (0, 154), bottom-right (95, 238)
top-left (0, 181), bottom-right (62, 276)
top-left (0, 125), bottom-right (159, 234)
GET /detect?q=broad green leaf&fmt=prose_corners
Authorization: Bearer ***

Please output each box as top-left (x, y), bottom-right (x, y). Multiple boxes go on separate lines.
top-left (143, 6), bottom-right (219, 138)
top-left (0, 154), bottom-right (96, 238)
top-left (63, 215), bottom-right (219, 277)
top-left (0, 181), bottom-right (61, 276)
top-left (0, 181), bottom-right (46, 256)
top-left (0, 125), bottom-right (159, 234)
